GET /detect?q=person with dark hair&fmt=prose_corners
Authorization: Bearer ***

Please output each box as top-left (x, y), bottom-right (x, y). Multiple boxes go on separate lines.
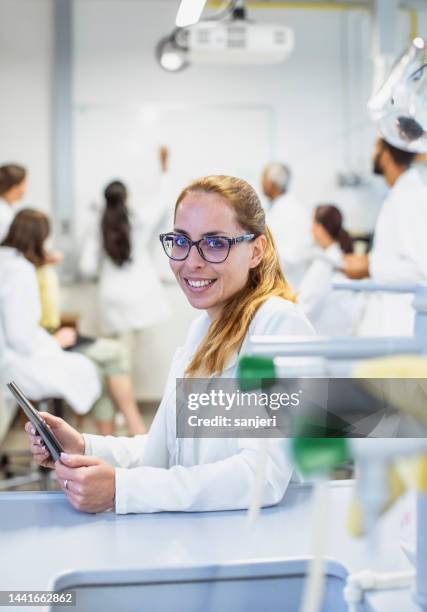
top-left (313, 205), bottom-right (353, 254)
top-left (344, 136), bottom-right (427, 335)
top-left (344, 137), bottom-right (416, 283)
top-left (0, 209), bottom-right (147, 435)
top-left (0, 210), bottom-right (100, 421)
top-left (0, 163), bottom-right (27, 241)
top-left (101, 181), bottom-right (132, 267)
top-left (0, 163), bottom-right (63, 264)
top-left (298, 204), bottom-right (363, 335)
top-left (79, 156), bottom-right (169, 339)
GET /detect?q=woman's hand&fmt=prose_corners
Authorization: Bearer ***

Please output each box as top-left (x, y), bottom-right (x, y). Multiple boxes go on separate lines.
top-left (342, 254), bottom-right (370, 279)
top-left (55, 453), bottom-right (116, 513)
top-left (45, 250), bottom-right (64, 265)
top-left (159, 145), bottom-right (169, 173)
top-left (54, 327), bottom-right (77, 349)
top-left (25, 412), bottom-right (85, 469)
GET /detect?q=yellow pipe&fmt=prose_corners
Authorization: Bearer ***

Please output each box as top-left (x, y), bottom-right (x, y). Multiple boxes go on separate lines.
top-left (208, 1), bottom-right (420, 31)
top-left (406, 9), bottom-right (419, 41)
top-left (207, 1), bottom-right (369, 10)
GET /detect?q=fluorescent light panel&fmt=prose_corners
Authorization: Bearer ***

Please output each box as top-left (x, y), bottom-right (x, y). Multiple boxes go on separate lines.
top-left (176, 0), bottom-right (207, 28)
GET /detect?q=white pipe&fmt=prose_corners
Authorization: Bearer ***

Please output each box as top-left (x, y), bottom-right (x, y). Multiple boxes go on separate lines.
top-left (352, 438), bottom-right (427, 461)
top-left (344, 569), bottom-right (415, 612)
top-left (247, 438), bottom-right (269, 525)
top-left (300, 480), bottom-right (330, 612)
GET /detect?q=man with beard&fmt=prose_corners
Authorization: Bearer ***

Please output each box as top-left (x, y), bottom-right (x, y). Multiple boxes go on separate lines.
top-left (344, 137), bottom-right (427, 334)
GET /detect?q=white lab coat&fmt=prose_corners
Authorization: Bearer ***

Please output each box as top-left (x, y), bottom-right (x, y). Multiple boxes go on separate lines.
top-left (79, 207), bottom-right (170, 335)
top-left (298, 243), bottom-right (363, 336)
top-left (266, 192), bottom-right (312, 289)
top-left (359, 165), bottom-right (427, 336)
top-left (83, 296), bottom-right (315, 514)
top-left (0, 197), bottom-right (13, 243)
top-left (0, 247), bottom-right (101, 413)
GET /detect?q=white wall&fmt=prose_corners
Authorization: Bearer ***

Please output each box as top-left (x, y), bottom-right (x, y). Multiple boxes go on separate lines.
top-left (73, 1), bottom-right (377, 230)
top-left (0, 0), bottom-right (53, 213)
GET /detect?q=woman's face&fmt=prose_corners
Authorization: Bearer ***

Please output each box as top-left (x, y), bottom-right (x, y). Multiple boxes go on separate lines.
top-left (171, 192), bottom-right (265, 320)
top-left (312, 219), bottom-right (332, 249)
top-left (9, 177), bottom-right (28, 204)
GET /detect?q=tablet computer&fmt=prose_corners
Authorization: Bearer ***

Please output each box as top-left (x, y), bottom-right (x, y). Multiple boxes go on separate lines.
top-left (7, 381), bottom-right (64, 462)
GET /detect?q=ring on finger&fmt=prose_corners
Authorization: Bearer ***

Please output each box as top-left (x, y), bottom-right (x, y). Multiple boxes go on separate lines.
top-left (64, 479), bottom-right (68, 490)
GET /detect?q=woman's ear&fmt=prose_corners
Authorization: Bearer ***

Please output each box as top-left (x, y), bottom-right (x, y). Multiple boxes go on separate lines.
top-left (249, 234), bottom-right (267, 269)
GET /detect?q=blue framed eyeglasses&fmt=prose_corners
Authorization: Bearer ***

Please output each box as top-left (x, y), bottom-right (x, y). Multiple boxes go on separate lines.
top-left (159, 232), bottom-right (256, 263)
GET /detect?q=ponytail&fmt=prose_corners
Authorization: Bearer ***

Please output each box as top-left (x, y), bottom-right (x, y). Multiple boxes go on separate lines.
top-left (101, 180), bottom-right (132, 266)
top-left (337, 228), bottom-right (353, 254)
top-left (314, 204), bottom-right (353, 254)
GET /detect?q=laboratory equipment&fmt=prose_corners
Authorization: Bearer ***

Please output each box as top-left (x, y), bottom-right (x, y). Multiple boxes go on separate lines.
top-left (239, 281), bottom-right (427, 611)
top-left (368, 38), bottom-right (427, 153)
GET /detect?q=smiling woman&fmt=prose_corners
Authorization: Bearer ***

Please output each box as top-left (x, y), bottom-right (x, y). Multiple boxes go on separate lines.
top-left (161, 189), bottom-right (262, 322)
top-left (168, 175), bottom-right (300, 377)
top-left (26, 175), bottom-right (315, 515)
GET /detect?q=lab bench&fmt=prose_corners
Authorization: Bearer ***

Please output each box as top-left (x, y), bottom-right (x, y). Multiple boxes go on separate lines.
top-left (0, 481), bottom-right (418, 611)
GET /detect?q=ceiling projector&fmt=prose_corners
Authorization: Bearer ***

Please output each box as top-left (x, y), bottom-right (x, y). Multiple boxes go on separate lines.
top-left (157, 1), bottom-right (294, 71)
top-left (187, 20), bottom-right (294, 65)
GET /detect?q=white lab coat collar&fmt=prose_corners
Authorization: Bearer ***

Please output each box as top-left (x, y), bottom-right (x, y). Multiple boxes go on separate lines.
top-left (0, 196), bottom-right (12, 214)
top-left (0, 245), bottom-right (21, 263)
top-left (323, 242), bottom-right (343, 265)
top-left (179, 312), bottom-right (240, 375)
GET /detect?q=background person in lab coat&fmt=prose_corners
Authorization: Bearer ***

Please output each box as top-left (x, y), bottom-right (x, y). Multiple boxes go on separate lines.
top-left (262, 162), bottom-right (311, 289)
top-left (0, 164), bottom-right (27, 241)
top-left (79, 179), bottom-right (170, 339)
top-left (344, 138), bottom-right (426, 335)
top-left (0, 244), bottom-right (100, 422)
top-left (26, 175), bottom-right (314, 515)
top-left (298, 204), bottom-right (363, 336)
top-left (1, 209), bottom-right (146, 435)
top-left (0, 163), bottom-right (63, 264)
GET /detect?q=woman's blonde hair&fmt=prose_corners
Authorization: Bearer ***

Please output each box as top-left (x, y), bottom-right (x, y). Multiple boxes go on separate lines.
top-left (174, 175), bottom-right (295, 377)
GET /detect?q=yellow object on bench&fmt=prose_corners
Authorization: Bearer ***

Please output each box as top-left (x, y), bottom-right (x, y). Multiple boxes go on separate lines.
top-left (348, 355), bottom-right (427, 537)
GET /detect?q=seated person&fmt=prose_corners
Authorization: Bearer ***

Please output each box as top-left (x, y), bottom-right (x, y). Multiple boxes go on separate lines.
top-left (298, 204), bottom-right (363, 336)
top-left (0, 163), bottom-right (62, 263)
top-left (0, 210), bottom-right (146, 435)
top-left (27, 175), bottom-right (314, 515)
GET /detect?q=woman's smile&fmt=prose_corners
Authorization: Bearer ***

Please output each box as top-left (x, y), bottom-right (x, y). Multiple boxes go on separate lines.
top-left (184, 277), bottom-right (218, 292)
